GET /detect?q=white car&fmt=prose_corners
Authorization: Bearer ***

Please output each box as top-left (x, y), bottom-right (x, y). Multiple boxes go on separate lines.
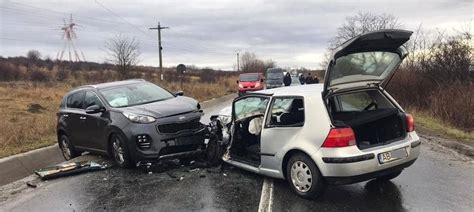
top-left (206, 29), bottom-right (420, 199)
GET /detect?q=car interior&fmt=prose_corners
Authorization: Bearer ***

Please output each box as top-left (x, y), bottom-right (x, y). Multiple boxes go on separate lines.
top-left (328, 89), bottom-right (407, 149)
top-left (229, 97), bottom-right (305, 166)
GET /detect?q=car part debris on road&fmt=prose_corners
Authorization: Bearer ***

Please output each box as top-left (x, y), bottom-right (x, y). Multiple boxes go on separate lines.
top-left (34, 161), bottom-right (108, 180)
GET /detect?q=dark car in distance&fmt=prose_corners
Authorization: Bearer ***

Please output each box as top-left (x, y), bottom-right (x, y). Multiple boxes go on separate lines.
top-left (57, 79), bottom-right (206, 168)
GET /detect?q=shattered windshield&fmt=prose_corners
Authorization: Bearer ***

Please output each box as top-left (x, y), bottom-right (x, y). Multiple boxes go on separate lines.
top-left (100, 82), bottom-right (174, 107)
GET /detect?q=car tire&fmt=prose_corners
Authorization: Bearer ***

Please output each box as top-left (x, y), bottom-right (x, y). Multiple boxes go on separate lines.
top-left (286, 153), bottom-right (326, 199)
top-left (110, 134), bottom-right (133, 169)
top-left (59, 134), bottom-right (81, 160)
top-left (206, 136), bottom-right (224, 166)
top-left (376, 170), bottom-right (402, 181)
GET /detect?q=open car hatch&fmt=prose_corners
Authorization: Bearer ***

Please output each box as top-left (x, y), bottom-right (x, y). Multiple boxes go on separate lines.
top-left (324, 29), bottom-right (413, 94)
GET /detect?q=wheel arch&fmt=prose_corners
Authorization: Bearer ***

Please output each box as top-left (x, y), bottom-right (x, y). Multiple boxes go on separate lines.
top-left (105, 126), bottom-right (128, 157)
top-left (282, 148), bottom-right (315, 180)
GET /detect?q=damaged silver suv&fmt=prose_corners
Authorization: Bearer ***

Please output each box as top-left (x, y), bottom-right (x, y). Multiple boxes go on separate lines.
top-left (206, 29), bottom-right (421, 199)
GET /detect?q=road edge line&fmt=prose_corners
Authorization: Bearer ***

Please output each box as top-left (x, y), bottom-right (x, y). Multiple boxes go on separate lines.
top-left (258, 177), bottom-right (274, 212)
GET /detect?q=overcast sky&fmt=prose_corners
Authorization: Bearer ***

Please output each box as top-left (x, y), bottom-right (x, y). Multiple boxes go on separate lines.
top-left (0, 0), bottom-right (472, 70)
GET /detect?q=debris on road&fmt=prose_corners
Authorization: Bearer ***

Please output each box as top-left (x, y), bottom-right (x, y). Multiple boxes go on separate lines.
top-left (34, 161), bottom-right (108, 180)
top-left (26, 181), bottom-right (37, 188)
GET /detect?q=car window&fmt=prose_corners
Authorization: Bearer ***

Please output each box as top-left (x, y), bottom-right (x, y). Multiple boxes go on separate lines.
top-left (330, 51), bottom-right (400, 86)
top-left (335, 90), bottom-right (394, 112)
top-left (268, 97), bottom-right (305, 127)
top-left (83, 91), bottom-right (103, 109)
top-left (239, 74), bottom-right (260, 82)
top-left (66, 91), bottom-right (85, 109)
top-left (234, 96), bottom-right (269, 120)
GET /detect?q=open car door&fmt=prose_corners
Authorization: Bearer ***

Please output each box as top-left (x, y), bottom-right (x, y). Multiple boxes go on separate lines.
top-left (324, 29), bottom-right (413, 94)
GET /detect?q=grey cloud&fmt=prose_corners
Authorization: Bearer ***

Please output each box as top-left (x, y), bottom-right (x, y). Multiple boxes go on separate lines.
top-left (1, 0), bottom-right (472, 70)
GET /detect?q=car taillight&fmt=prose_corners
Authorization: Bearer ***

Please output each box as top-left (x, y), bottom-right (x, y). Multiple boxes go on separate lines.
top-left (322, 127), bottom-right (356, 148)
top-left (406, 114), bottom-right (415, 132)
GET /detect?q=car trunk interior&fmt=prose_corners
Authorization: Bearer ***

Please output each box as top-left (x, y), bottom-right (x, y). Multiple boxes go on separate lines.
top-left (228, 115), bottom-right (262, 166)
top-left (328, 89), bottom-right (407, 149)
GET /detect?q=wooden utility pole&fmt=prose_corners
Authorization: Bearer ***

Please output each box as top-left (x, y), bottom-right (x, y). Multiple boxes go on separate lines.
top-left (149, 22), bottom-right (169, 80)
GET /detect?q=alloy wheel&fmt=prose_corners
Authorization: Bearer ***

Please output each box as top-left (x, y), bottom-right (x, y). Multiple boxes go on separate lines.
top-left (112, 137), bottom-right (125, 164)
top-left (60, 138), bottom-right (72, 160)
top-left (290, 160), bottom-right (313, 192)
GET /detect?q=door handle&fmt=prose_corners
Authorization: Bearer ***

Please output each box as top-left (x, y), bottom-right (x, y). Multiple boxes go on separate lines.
top-left (63, 114), bottom-right (69, 118)
top-left (80, 116), bottom-right (87, 120)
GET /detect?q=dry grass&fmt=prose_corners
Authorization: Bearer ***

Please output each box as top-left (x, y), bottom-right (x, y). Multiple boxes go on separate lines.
top-left (409, 108), bottom-right (474, 144)
top-left (0, 76), bottom-right (236, 158)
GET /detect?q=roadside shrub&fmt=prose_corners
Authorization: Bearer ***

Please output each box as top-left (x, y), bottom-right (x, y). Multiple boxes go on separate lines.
top-left (56, 69), bottom-right (70, 81)
top-left (200, 68), bottom-right (216, 83)
top-left (30, 69), bottom-right (50, 82)
top-left (0, 62), bottom-right (21, 81)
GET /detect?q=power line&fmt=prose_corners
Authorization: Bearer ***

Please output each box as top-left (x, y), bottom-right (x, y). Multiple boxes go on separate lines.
top-left (94, 0), bottom-right (154, 39)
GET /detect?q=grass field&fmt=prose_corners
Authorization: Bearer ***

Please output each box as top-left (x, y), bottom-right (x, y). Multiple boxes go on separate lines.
top-left (0, 77), bottom-right (236, 158)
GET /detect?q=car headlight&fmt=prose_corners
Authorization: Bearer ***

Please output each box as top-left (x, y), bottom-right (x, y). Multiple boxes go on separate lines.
top-left (122, 112), bottom-right (156, 124)
top-left (238, 84), bottom-right (244, 88)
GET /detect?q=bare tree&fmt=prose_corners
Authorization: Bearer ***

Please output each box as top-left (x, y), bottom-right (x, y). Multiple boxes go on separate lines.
top-left (320, 12), bottom-right (403, 69)
top-left (104, 35), bottom-right (141, 77)
top-left (331, 12), bottom-right (403, 47)
top-left (240, 52), bottom-right (266, 73)
top-left (26, 50), bottom-right (41, 61)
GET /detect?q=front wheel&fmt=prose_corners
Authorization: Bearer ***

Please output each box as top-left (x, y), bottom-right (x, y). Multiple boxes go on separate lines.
top-left (111, 134), bottom-right (133, 168)
top-left (286, 153), bottom-right (326, 199)
top-left (59, 134), bottom-right (81, 160)
top-left (206, 136), bottom-right (225, 166)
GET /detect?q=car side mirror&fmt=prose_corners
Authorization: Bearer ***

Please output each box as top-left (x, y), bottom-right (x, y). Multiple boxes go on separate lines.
top-left (260, 78), bottom-right (264, 82)
top-left (236, 80), bottom-right (239, 84)
top-left (85, 105), bottom-right (105, 114)
top-left (174, 90), bottom-right (184, 96)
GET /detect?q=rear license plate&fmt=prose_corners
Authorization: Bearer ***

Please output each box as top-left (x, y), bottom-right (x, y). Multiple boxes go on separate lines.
top-left (378, 147), bottom-right (408, 164)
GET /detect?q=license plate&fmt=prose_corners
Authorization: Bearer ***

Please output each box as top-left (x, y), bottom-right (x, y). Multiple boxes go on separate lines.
top-left (378, 148), bottom-right (408, 164)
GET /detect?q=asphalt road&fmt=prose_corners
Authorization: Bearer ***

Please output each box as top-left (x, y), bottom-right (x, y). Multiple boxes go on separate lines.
top-left (1, 97), bottom-right (473, 211)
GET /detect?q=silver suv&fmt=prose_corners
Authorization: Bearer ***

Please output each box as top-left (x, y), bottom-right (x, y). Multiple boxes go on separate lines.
top-left (206, 29), bottom-right (420, 199)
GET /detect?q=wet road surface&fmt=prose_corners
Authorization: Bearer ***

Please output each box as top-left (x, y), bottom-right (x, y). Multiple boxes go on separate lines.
top-left (1, 97), bottom-right (473, 211)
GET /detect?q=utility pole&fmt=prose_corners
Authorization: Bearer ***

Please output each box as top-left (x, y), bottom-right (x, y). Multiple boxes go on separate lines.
top-left (235, 49), bottom-right (241, 72)
top-left (149, 22), bottom-right (169, 80)
top-left (237, 52), bottom-right (240, 72)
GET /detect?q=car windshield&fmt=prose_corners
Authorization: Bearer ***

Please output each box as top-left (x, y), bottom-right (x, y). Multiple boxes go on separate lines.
top-left (99, 82), bottom-right (174, 108)
top-left (330, 51), bottom-right (401, 86)
top-left (239, 74), bottom-right (260, 82)
top-left (267, 72), bottom-right (283, 79)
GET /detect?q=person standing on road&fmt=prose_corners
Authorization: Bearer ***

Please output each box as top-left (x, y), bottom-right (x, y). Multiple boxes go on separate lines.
top-left (306, 73), bottom-right (314, 84)
top-left (283, 72), bottom-right (292, 86)
top-left (313, 76), bottom-right (320, 84)
top-left (299, 73), bottom-right (305, 85)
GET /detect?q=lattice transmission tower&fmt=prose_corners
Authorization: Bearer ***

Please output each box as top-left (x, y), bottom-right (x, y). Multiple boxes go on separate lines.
top-left (56, 14), bottom-right (86, 62)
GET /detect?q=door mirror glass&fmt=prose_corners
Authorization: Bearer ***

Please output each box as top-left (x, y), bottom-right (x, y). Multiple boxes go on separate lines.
top-left (174, 90), bottom-right (184, 96)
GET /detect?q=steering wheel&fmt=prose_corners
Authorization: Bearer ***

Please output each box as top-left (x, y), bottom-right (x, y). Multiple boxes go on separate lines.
top-left (363, 101), bottom-right (378, 111)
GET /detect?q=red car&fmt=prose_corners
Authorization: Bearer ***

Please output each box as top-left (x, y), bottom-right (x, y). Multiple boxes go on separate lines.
top-left (237, 73), bottom-right (265, 95)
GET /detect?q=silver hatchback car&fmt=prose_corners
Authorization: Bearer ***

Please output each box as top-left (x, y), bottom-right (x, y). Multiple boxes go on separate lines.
top-left (206, 29), bottom-right (420, 199)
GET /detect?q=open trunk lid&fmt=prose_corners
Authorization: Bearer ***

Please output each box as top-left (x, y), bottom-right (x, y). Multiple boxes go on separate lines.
top-left (324, 29), bottom-right (413, 94)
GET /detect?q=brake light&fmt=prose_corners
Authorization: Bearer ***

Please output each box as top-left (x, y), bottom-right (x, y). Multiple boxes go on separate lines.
top-left (322, 127), bottom-right (356, 148)
top-left (406, 114), bottom-right (415, 132)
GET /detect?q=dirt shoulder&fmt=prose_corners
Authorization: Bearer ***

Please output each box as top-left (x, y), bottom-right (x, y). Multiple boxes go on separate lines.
top-left (417, 126), bottom-right (474, 158)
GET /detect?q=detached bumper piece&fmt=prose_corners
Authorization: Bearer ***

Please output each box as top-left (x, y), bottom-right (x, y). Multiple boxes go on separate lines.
top-left (34, 161), bottom-right (107, 180)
